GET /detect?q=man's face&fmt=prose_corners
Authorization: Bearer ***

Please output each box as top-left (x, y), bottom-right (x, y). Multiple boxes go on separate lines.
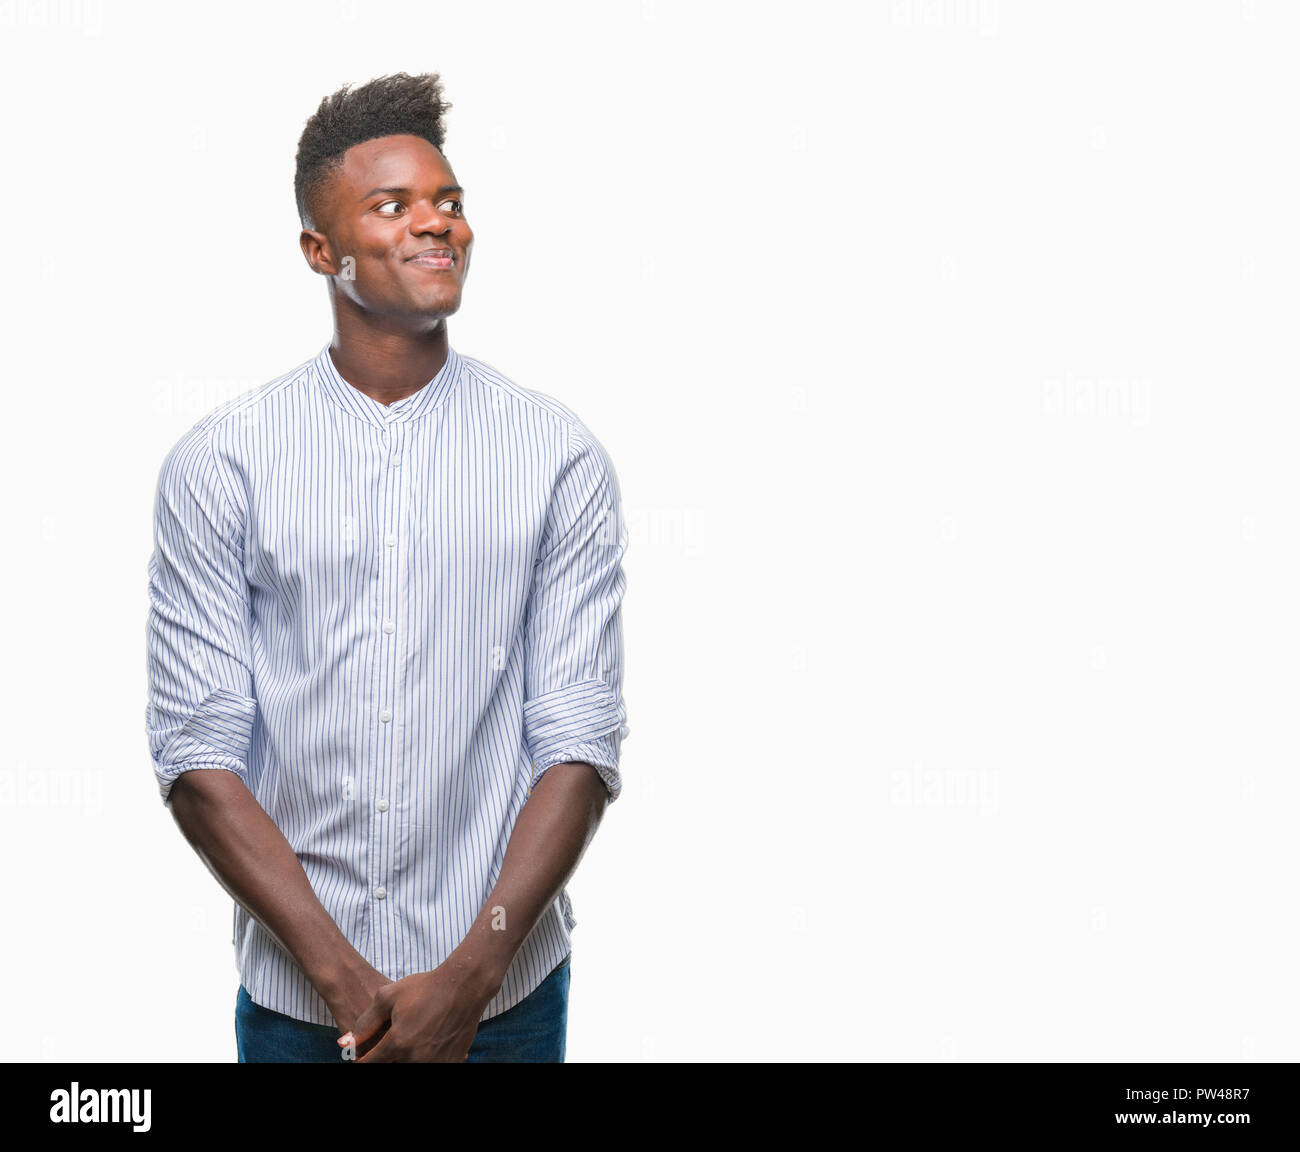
top-left (301, 133), bottom-right (473, 325)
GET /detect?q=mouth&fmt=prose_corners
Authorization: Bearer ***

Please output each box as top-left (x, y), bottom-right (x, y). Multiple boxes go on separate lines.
top-left (406, 248), bottom-right (456, 270)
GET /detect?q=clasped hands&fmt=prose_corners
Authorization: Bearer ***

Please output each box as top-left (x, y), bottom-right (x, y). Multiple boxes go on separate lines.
top-left (338, 964), bottom-right (495, 1063)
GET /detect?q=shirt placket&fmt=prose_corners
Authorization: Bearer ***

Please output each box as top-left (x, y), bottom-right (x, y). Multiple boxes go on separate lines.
top-left (370, 411), bottom-right (409, 972)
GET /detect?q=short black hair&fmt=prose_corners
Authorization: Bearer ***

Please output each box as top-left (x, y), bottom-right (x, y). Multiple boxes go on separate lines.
top-left (294, 71), bottom-right (453, 230)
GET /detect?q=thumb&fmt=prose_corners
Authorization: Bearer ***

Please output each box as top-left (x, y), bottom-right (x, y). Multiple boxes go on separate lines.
top-left (341, 983), bottom-right (396, 1048)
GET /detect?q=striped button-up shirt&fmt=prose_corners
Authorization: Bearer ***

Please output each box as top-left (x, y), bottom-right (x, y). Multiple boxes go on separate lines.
top-left (145, 339), bottom-right (629, 1025)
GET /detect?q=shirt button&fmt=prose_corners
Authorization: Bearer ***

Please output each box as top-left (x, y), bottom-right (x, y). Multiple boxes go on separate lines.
top-left (385, 533), bottom-right (397, 547)
top-left (380, 708), bottom-right (392, 723)
top-left (383, 619), bottom-right (395, 634)
top-left (390, 454), bottom-right (402, 467)
top-left (375, 886), bottom-right (387, 900)
top-left (376, 798), bottom-right (389, 812)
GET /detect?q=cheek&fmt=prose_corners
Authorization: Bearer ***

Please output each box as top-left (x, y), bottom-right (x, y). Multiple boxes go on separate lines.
top-left (356, 247), bottom-right (405, 287)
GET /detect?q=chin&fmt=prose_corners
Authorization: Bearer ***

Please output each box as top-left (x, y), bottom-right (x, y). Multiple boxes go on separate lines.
top-left (421, 290), bottom-right (461, 311)
top-left (411, 300), bottom-right (461, 320)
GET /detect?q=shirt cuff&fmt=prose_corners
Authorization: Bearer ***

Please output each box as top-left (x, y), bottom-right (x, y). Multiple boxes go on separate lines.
top-left (531, 736), bottom-right (623, 802)
top-left (523, 679), bottom-right (627, 802)
top-left (151, 687), bottom-right (256, 804)
top-left (155, 758), bottom-right (249, 806)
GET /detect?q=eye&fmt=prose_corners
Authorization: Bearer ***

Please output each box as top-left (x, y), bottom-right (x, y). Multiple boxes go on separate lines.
top-left (375, 199), bottom-right (404, 216)
top-left (439, 198), bottom-right (464, 216)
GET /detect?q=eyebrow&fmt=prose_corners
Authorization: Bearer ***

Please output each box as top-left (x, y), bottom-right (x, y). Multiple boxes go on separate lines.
top-left (359, 184), bottom-right (464, 202)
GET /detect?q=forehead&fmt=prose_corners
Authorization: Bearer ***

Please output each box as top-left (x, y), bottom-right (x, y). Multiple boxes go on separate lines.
top-left (335, 134), bottom-right (454, 191)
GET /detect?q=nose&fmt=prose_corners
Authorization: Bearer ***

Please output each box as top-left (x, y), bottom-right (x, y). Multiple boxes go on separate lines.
top-left (409, 200), bottom-right (454, 235)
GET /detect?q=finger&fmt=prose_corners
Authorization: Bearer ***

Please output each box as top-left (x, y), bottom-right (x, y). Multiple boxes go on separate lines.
top-left (340, 1021), bottom-right (387, 1061)
top-left (356, 1030), bottom-right (400, 1063)
top-left (348, 986), bottom-right (396, 1047)
top-left (355, 1021), bottom-right (388, 1060)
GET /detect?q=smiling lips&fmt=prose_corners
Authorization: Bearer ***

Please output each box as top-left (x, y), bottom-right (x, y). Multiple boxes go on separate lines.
top-left (407, 248), bottom-right (455, 269)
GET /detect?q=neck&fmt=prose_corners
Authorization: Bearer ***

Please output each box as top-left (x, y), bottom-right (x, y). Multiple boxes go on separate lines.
top-left (327, 313), bottom-right (451, 407)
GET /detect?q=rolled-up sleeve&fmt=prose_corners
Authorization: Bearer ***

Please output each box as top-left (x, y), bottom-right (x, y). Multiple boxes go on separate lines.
top-left (146, 423), bottom-right (257, 806)
top-left (522, 420), bottom-right (630, 803)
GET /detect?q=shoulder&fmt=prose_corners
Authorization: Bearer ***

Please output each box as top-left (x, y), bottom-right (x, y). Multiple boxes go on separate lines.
top-left (195, 354), bottom-right (317, 438)
top-left (457, 351), bottom-right (617, 470)
top-left (156, 353), bottom-right (313, 512)
top-left (458, 352), bottom-right (588, 432)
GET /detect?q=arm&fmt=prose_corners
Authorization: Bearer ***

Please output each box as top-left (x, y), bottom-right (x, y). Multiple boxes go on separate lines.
top-left (452, 759), bottom-right (609, 982)
top-left (343, 760), bottom-right (608, 1062)
top-left (168, 770), bottom-right (391, 1034)
top-left (346, 419), bottom-right (630, 1062)
top-left (146, 426), bottom-right (387, 1033)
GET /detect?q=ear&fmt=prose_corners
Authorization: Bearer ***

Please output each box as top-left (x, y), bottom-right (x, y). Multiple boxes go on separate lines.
top-left (300, 229), bottom-right (339, 275)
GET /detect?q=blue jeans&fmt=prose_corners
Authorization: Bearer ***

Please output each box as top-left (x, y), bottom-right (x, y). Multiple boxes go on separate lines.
top-left (235, 955), bottom-right (570, 1063)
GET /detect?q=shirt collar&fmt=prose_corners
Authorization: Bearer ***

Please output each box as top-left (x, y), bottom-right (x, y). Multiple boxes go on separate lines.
top-left (313, 341), bottom-right (461, 428)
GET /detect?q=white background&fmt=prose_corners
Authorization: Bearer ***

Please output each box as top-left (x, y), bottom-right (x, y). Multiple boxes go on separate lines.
top-left (1, 0), bottom-right (1297, 1062)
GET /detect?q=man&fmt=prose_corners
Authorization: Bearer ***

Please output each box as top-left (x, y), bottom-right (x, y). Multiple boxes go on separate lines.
top-left (144, 72), bottom-right (630, 1063)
